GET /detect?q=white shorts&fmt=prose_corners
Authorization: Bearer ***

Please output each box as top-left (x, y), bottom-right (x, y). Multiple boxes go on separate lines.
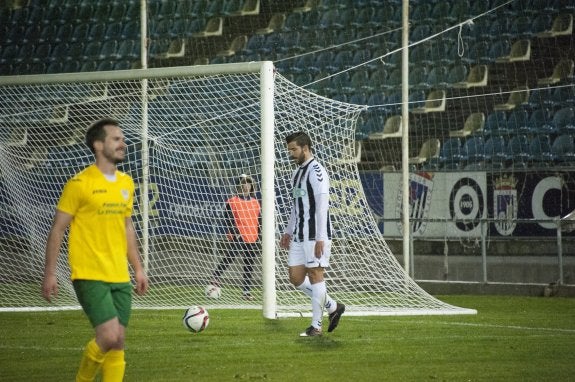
top-left (287, 240), bottom-right (331, 268)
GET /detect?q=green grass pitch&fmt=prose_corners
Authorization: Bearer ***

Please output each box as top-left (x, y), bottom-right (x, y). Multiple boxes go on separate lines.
top-left (0, 295), bottom-right (573, 381)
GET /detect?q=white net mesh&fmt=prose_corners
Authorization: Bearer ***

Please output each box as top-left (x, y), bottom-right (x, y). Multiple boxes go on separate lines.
top-left (0, 65), bottom-right (474, 315)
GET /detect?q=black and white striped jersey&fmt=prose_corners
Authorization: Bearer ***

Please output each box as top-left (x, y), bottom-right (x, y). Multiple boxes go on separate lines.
top-left (285, 157), bottom-right (332, 242)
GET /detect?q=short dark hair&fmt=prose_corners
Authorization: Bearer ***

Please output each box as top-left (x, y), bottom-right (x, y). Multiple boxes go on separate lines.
top-left (86, 118), bottom-right (119, 153)
top-left (285, 131), bottom-right (312, 151)
top-left (238, 174), bottom-right (255, 194)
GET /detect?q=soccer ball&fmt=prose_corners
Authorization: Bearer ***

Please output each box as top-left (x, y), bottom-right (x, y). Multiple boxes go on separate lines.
top-left (182, 306), bottom-right (209, 333)
top-left (205, 284), bottom-right (221, 299)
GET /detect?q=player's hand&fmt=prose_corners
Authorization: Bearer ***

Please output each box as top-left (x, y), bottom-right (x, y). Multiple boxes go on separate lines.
top-left (279, 233), bottom-right (291, 249)
top-left (315, 241), bottom-right (324, 259)
top-left (134, 270), bottom-right (149, 296)
top-left (41, 274), bottom-right (58, 303)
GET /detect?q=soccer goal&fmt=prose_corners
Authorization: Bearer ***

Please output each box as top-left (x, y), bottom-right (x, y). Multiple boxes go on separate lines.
top-left (0, 63), bottom-right (475, 317)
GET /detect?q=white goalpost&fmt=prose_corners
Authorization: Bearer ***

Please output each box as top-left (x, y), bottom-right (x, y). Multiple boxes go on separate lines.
top-left (0, 63), bottom-right (475, 317)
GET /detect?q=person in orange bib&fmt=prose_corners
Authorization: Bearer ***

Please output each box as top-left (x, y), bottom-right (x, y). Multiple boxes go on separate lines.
top-left (211, 174), bottom-right (261, 300)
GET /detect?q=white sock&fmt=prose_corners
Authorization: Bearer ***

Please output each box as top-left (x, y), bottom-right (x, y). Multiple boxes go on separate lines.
top-left (297, 277), bottom-right (337, 314)
top-left (311, 281), bottom-right (326, 329)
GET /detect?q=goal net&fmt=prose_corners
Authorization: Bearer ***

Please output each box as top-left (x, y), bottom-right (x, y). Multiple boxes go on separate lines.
top-left (0, 63), bottom-right (475, 316)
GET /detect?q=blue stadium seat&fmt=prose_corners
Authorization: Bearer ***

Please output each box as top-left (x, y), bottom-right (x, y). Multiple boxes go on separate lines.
top-left (310, 51), bottom-right (334, 74)
top-left (282, 12), bottom-right (303, 32)
top-left (429, 0), bottom-right (452, 23)
top-left (426, 65), bottom-right (449, 89)
top-left (88, 23), bottom-right (106, 42)
top-left (351, 7), bottom-right (375, 29)
top-left (104, 22), bottom-right (123, 41)
top-left (326, 50), bottom-right (353, 72)
top-left (529, 135), bottom-right (555, 165)
top-left (116, 39), bottom-right (139, 60)
top-left (108, 3), bottom-right (127, 22)
top-left (439, 137), bottom-right (463, 169)
top-left (350, 70), bottom-right (371, 92)
top-left (33, 42), bottom-right (52, 64)
top-left (38, 25), bottom-right (58, 44)
top-left (552, 107), bottom-right (575, 134)
top-left (507, 134), bottom-right (531, 165)
top-left (483, 136), bottom-right (508, 169)
top-left (551, 134), bottom-right (575, 164)
top-left (318, 8), bottom-right (340, 30)
top-left (55, 23), bottom-right (75, 44)
top-left (506, 108), bottom-right (529, 135)
top-left (62, 60), bottom-right (80, 73)
top-left (22, 25), bottom-right (41, 44)
top-left (446, 63), bottom-right (469, 85)
top-left (461, 136), bottom-right (485, 163)
top-left (521, 108), bottom-right (554, 134)
top-left (483, 111), bottom-right (508, 136)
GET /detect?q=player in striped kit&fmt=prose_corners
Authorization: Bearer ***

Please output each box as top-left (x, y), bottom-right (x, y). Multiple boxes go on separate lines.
top-left (280, 131), bottom-right (345, 337)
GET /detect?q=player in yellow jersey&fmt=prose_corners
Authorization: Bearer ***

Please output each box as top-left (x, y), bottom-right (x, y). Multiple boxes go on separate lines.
top-left (42, 118), bottom-right (149, 382)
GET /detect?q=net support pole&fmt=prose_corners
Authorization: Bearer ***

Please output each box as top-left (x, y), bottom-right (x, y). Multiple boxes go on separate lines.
top-left (139, 0), bottom-right (150, 272)
top-left (401, 0), bottom-right (411, 276)
top-left (260, 61), bottom-right (277, 319)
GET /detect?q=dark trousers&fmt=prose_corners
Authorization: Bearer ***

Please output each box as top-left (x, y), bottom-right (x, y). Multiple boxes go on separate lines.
top-left (213, 239), bottom-right (257, 294)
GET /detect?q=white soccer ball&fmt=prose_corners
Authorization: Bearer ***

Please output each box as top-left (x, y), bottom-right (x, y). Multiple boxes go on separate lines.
top-left (182, 306), bottom-right (210, 333)
top-left (205, 284), bottom-right (221, 299)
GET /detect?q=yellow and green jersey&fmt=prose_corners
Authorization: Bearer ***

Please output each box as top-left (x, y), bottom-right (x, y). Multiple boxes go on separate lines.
top-left (57, 164), bottom-right (135, 282)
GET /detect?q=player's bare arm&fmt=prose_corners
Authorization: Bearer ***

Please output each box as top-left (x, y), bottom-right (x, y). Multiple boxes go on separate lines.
top-left (280, 233), bottom-right (291, 249)
top-left (314, 240), bottom-right (324, 258)
top-left (42, 210), bottom-right (73, 302)
top-left (126, 217), bottom-right (149, 296)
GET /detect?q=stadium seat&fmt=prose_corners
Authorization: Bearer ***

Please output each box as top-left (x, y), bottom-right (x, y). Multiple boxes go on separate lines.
top-left (291, 54), bottom-right (315, 74)
top-left (446, 63), bottom-right (469, 85)
top-left (550, 86), bottom-right (575, 108)
top-left (537, 59), bottom-right (574, 85)
top-left (506, 108), bottom-right (530, 135)
top-left (69, 24), bottom-right (90, 43)
top-left (483, 136), bottom-right (507, 169)
top-left (425, 65), bottom-right (449, 89)
top-left (521, 107), bottom-right (554, 134)
top-left (369, 115), bottom-right (402, 140)
top-left (529, 135), bottom-right (555, 165)
top-left (350, 70), bottom-right (371, 92)
top-left (409, 138), bottom-right (441, 165)
top-left (429, 0), bottom-right (452, 23)
top-left (119, 39), bottom-right (141, 61)
top-left (318, 8), bottom-right (340, 30)
top-left (236, 0), bottom-right (261, 16)
top-left (494, 86), bottom-right (530, 111)
top-left (90, 3), bottom-right (111, 23)
top-left (217, 35), bottom-right (248, 57)
top-left (351, 7), bottom-right (375, 29)
top-left (449, 0), bottom-right (470, 22)
top-left (495, 39), bottom-right (531, 63)
top-left (55, 23), bottom-right (75, 44)
top-left (22, 24), bottom-right (41, 44)
top-left (124, 2), bottom-right (141, 22)
top-left (256, 13), bottom-right (286, 35)
top-left (452, 65), bottom-right (488, 88)
top-left (408, 90), bottom-right (426, 110)
top-left (282, 12), bottom-right (303, 32)
top-left (449, 112), bottom-right (485, 137)
top-left (310, 51), bottom-right (334, 74)
top-left (104, 22), bottom-right (122, 41)
top-left (509, 15), bottom-right (535, 38)
top-left (192, 17), bottom-right (224, 38)
top-left (408, 66), bottom-right (429, 90)
top-left (33, 42), bottom-right (51, 64)
top-left (461, 136), bottom-right (485, 163)
top-left (46, 61), bottom-right (63, 74)
top-left (551, 134), bottom-right (575, 164)
top-left (411, 90), bottom-right (447, 114)
top-left (552, 107), bottom-right (575, 134)
top-left (438, 137), bottom-right (463, 169)
top-left (326, 50), bottom-right (353, 72)
top-left (462, 40), bottom-right (490, 64)
top-left (87, 22), bottom-right (106, 42)
top-left (507, 134), bottom-right (531, 165)
top-left (108, 2), bottom-right (127, 22)
top-left (538, 13), bottom-right (573, 37)
top-left (483, 111), bottom-right (508, 136)
top-left (62, 60), bottom-right (81, 73)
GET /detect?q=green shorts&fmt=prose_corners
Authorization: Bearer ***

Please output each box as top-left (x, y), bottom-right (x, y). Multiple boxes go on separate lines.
top-left (73, 280), bottom-right (133, 328)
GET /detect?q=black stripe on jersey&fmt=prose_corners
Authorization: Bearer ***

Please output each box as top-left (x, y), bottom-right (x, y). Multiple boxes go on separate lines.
top-left (293, 160), bottom-right (312, 241)
top-left (306, 174), bottom-right (316, 241)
